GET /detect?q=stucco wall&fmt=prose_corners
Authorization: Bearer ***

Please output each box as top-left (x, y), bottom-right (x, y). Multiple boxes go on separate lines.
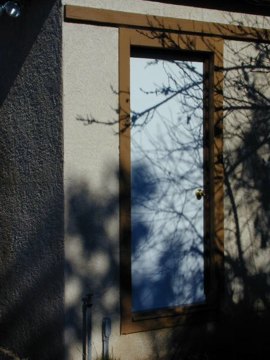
top-left (63, 1), bottom-right (270, 359)
top-left (0, 1), bottom-right (63, 359)
top-left (63, 22), bottom-right (120, 359)
top-left (223, 40), bottom-right (270, 309)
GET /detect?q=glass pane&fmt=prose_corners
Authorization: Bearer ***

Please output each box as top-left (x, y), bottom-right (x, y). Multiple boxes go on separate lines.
top-left (130, 57), bottom-right (205, 312)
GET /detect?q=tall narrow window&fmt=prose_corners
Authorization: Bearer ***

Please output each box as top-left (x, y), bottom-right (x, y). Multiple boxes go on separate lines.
top-left (119, 29), bottom-right (224, 334)
top-left (131, 56), bottom-right (205, 312)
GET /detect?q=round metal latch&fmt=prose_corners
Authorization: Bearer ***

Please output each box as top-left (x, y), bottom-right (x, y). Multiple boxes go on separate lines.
top-left (195, 188), bottom-right (205, 200)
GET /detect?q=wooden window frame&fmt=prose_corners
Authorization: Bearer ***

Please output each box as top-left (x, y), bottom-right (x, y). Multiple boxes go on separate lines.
top-left (119, 28), bottom-right (224, 334)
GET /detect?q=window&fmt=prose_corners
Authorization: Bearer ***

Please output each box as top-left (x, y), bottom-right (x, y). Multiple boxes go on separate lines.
top-left (119, 29), bottom-right (224, 334)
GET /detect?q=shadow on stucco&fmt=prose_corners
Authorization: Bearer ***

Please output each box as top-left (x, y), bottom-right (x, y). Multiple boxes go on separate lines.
top-left (0, 1), bottom-right (63, 359)
top-left (71, 24), bottom-right (270, 360)
top-left (0, 0), bottom-right (61, 104)
top-left (65, 175), bottom-right (120, 359)
top-left (0, 5), bottom-right (269, 359)
top-left (151, 27), bottom-right (270, 360)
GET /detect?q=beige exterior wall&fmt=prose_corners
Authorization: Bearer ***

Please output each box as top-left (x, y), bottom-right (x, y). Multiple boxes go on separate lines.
top-left (223, 40), bottom-right (270, 307)
top-left (63, 1), bottom-right (270, 359)
top-left (63, 23), bottom-right (120, 359)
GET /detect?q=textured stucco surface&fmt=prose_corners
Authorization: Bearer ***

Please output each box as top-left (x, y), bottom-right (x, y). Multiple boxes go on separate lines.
top-left (63, 1), bottom-right (270, 360)
top-left (223, 40), bottom-right (270, 308)
top-left (0, 1), bottom-right (63, 359)
top-left (63, 22), bottom-right (121, 360)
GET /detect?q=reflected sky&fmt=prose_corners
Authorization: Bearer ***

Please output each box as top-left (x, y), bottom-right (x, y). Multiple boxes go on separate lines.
top-left (130, 57), bottom-right (205, 311)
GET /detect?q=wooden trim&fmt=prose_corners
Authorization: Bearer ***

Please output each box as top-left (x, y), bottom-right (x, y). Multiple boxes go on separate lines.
top-left (119, 28), bottom-right (132, 335)
top-left (65, 5), bottom-right (270, 43)
top-left (119, 28), bottom-right (224, 334)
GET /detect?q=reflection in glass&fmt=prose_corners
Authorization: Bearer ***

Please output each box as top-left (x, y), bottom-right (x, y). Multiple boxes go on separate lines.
top-left (131, 57), bottom-right (205, 312)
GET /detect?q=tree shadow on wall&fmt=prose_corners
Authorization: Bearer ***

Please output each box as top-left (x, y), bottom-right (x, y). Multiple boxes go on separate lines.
top-left (142, 24), bottom-right (270, 360)
top-left (65, 176), bottom-right (120, 359)
top-left (73, 23), bottom-right (270, 360)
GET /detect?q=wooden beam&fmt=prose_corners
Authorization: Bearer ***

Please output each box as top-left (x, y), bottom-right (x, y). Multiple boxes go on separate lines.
top-left (65, 5), bottom-right (270, 42)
